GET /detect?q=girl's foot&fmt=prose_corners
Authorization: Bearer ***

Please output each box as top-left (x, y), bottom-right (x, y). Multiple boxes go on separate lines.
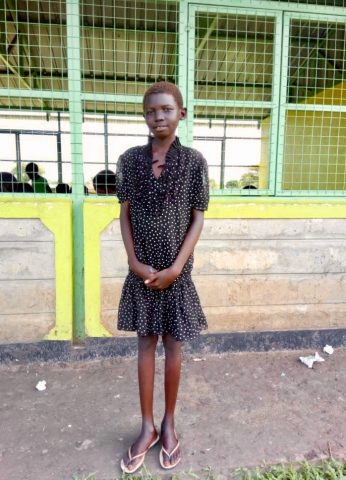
top-left (160, 421), bottom-right (181, 469)
top-left (121, 427), bottom-right (159, 473)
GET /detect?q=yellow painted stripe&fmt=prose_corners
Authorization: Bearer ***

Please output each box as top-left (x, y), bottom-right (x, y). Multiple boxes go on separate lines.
top-left (206, 198), bottom-right (346, 219)
top-left (84, 196), bottom-right (346, 219)
top-left (84, 199), bottom-right (119, 336)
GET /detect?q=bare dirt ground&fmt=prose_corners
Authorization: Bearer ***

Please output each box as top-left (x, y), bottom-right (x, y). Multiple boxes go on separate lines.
top-left (0, 348), bottom-right (345, 480)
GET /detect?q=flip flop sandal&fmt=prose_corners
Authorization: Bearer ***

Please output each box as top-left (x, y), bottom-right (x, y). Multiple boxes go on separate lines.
top-left (120, 433), bottom-right (160, 474)
top-left (159, 440), bottom-right (181, 470)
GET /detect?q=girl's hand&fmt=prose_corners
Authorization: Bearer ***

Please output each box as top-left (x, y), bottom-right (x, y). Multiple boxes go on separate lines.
top-left (130, 261), bottom-right (157, 282)
top-left (144, 266), bottom-right (180, 290)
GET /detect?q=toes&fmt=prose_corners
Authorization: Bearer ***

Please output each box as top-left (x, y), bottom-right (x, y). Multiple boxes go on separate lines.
top-left (124, 458), bottom-right (134, 470)
top-left (125, 458), bottom-right (140, 472)
top-left (163, 446), bottom-right (181, 467)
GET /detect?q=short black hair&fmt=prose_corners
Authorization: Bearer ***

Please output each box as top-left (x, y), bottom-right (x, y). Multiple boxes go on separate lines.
top-left (25, 162), bottom-right (39, 175)
top-left (56, 183), bottom-right (71, 194)
top-left (92, 169), bottom-right (116, 195)
top-left (15, 182), bottom-right (34, 193)
top-left (143, 81), bottom-right (184, 110)
top-left (0, 172), bottom-right (17, 192)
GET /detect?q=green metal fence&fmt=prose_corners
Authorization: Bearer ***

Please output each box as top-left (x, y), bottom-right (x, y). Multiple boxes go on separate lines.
top-left (1, 0), bottom-right (345, 197)
top-left (188, 6), bottom-right (280, 194)
top-left (278, 13), bottom-right (346, 195)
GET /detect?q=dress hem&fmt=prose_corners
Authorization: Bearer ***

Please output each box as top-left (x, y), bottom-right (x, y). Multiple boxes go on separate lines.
top-left (117, 325), bottom-right (208, 342)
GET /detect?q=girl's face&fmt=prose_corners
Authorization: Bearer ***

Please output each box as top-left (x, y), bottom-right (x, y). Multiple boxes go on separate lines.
top-left (143, 93), bottom-right (186, 140)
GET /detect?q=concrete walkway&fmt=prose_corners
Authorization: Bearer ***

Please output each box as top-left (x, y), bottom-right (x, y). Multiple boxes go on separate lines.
top-left (0, 348), bottom-right (345, 480)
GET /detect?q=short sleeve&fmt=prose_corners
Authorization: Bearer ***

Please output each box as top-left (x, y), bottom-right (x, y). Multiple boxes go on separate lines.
top-left (116, 153), bottom-right (133, 203)
top-left (191, 153), bottom-right (209, 211)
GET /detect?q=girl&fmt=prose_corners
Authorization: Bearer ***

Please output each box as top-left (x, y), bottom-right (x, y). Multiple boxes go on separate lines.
top-left (116, 82), bottom-right (209, 473)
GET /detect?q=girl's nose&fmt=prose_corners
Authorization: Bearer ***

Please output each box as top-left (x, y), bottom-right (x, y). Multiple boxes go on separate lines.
top-left (154, 110), bottom-right (164, 121)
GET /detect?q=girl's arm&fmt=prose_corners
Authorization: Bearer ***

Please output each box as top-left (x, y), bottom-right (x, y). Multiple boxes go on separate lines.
top-left (120, 201), bottom-right (156, 281)
top-left (145, 208), bottom-right (204, 290)
top-left (171, 208), bottom-right (204, 274)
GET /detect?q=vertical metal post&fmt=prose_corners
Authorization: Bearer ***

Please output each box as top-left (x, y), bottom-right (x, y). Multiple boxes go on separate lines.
top-left (15, 132), bottom-right (22, 181)
top-left (66, 0), bottom-right (85, 342)
top-left (275, 12), bottom-right (289, 195)
top-left (220, 118), bottom-right (226, 189)
top-left (57, 112), bottom-right (63, 184)
top-left (269, 12), bottom-right (289, 195)
top-left (104, 113), bottom-right (109, 169)
top-left (178, 0), bottom-right (190, 145)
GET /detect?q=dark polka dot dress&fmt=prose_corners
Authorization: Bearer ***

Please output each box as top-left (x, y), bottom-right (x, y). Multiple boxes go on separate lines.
top-left (116, 137), bottom-right (209, 342)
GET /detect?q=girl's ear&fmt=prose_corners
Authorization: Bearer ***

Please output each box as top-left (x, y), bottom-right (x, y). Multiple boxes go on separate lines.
top-left (180, 108), bottom-right (187, 120)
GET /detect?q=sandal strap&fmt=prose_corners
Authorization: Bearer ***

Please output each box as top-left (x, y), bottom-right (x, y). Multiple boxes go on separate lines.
top-left (127, 434), bottom-right (159, 463)
top-left (161, 440), bottom-right (180, 459)
top-left (127, 445), bottom-right (147, 462)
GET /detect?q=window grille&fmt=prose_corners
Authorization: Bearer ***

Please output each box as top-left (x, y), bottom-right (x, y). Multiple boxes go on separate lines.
top-left (0, 1), bottom-right (345, 197)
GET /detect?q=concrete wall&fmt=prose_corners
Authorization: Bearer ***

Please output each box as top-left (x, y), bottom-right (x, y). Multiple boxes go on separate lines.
top-left (1, 205), bottom-right (346, 344)
top-left (0, 219), bottom-right (55, 342)
top-left (100, 218), bottom-right (346, 335)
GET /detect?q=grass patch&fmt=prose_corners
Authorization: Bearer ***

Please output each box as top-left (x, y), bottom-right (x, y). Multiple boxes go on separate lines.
top-left (72, 460), bottom-right (346, 480)
top-left (235, 460), bottom-right (346, 479)
top-left (71, 463), bottom-right (216, 480)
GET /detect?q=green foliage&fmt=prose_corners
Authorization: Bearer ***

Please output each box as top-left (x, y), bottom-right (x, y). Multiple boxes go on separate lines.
top-left (225, 180), bottom-right (239, 189)
top-left (209, 178), bottom-right (219, 189)
top-left (239, 167), bottom-right (259, 189)
top-left (235, 460), bottom-right (346, 480)
top-left (71, 464), bottom-right (160, 480)
top-left (71, 474), bottom-right (97, 480)
top-left (71, 461), bottom-right (346, 480)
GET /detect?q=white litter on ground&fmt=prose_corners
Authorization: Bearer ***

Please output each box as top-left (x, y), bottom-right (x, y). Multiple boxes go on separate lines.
top-left (299, 352), bottom-right (325, 369)
top-left (35, 380), bottom-right (47, 391)
top-left (323, 345), bottom-right (334, 355)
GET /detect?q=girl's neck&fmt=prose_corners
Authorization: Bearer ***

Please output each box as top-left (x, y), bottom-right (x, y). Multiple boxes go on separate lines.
top-left (151, 134), bottom-right (176, 152)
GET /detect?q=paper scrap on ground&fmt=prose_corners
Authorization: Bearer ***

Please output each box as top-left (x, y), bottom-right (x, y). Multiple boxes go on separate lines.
top-left (299, 352), bottom-right (325, 369)
top-left (323, 345), bottom-right (334, 355)
top-left (35, 380), bottom-right (47, 391)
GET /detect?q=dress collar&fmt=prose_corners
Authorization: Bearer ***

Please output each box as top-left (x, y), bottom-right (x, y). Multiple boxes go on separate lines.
top-left (144, 136), bottom-right (181, 157)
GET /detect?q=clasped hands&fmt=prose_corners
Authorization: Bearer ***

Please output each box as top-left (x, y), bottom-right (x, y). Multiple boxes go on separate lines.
top-left (131, 260), bottom-right (180, 290)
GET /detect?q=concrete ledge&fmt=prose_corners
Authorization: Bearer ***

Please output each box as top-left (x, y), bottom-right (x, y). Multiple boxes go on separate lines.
top-left (187, 329), bottom-right (346, 354)
top-left (1, 328), bottom-right (346, 364)
top-left (0, 341), bottom-right (72, 364)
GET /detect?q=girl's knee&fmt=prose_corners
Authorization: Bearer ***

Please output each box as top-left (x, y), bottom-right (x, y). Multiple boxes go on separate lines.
top-left (162, 333), bottom-right (182, 355)
top-left (138, 334), bottom-right (159, 353)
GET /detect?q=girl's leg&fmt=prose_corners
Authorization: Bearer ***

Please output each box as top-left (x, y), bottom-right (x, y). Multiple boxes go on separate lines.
top-left (123, 334), bottom-right (159, 470)
top-left (161, 332), bottom-right (182, 467)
